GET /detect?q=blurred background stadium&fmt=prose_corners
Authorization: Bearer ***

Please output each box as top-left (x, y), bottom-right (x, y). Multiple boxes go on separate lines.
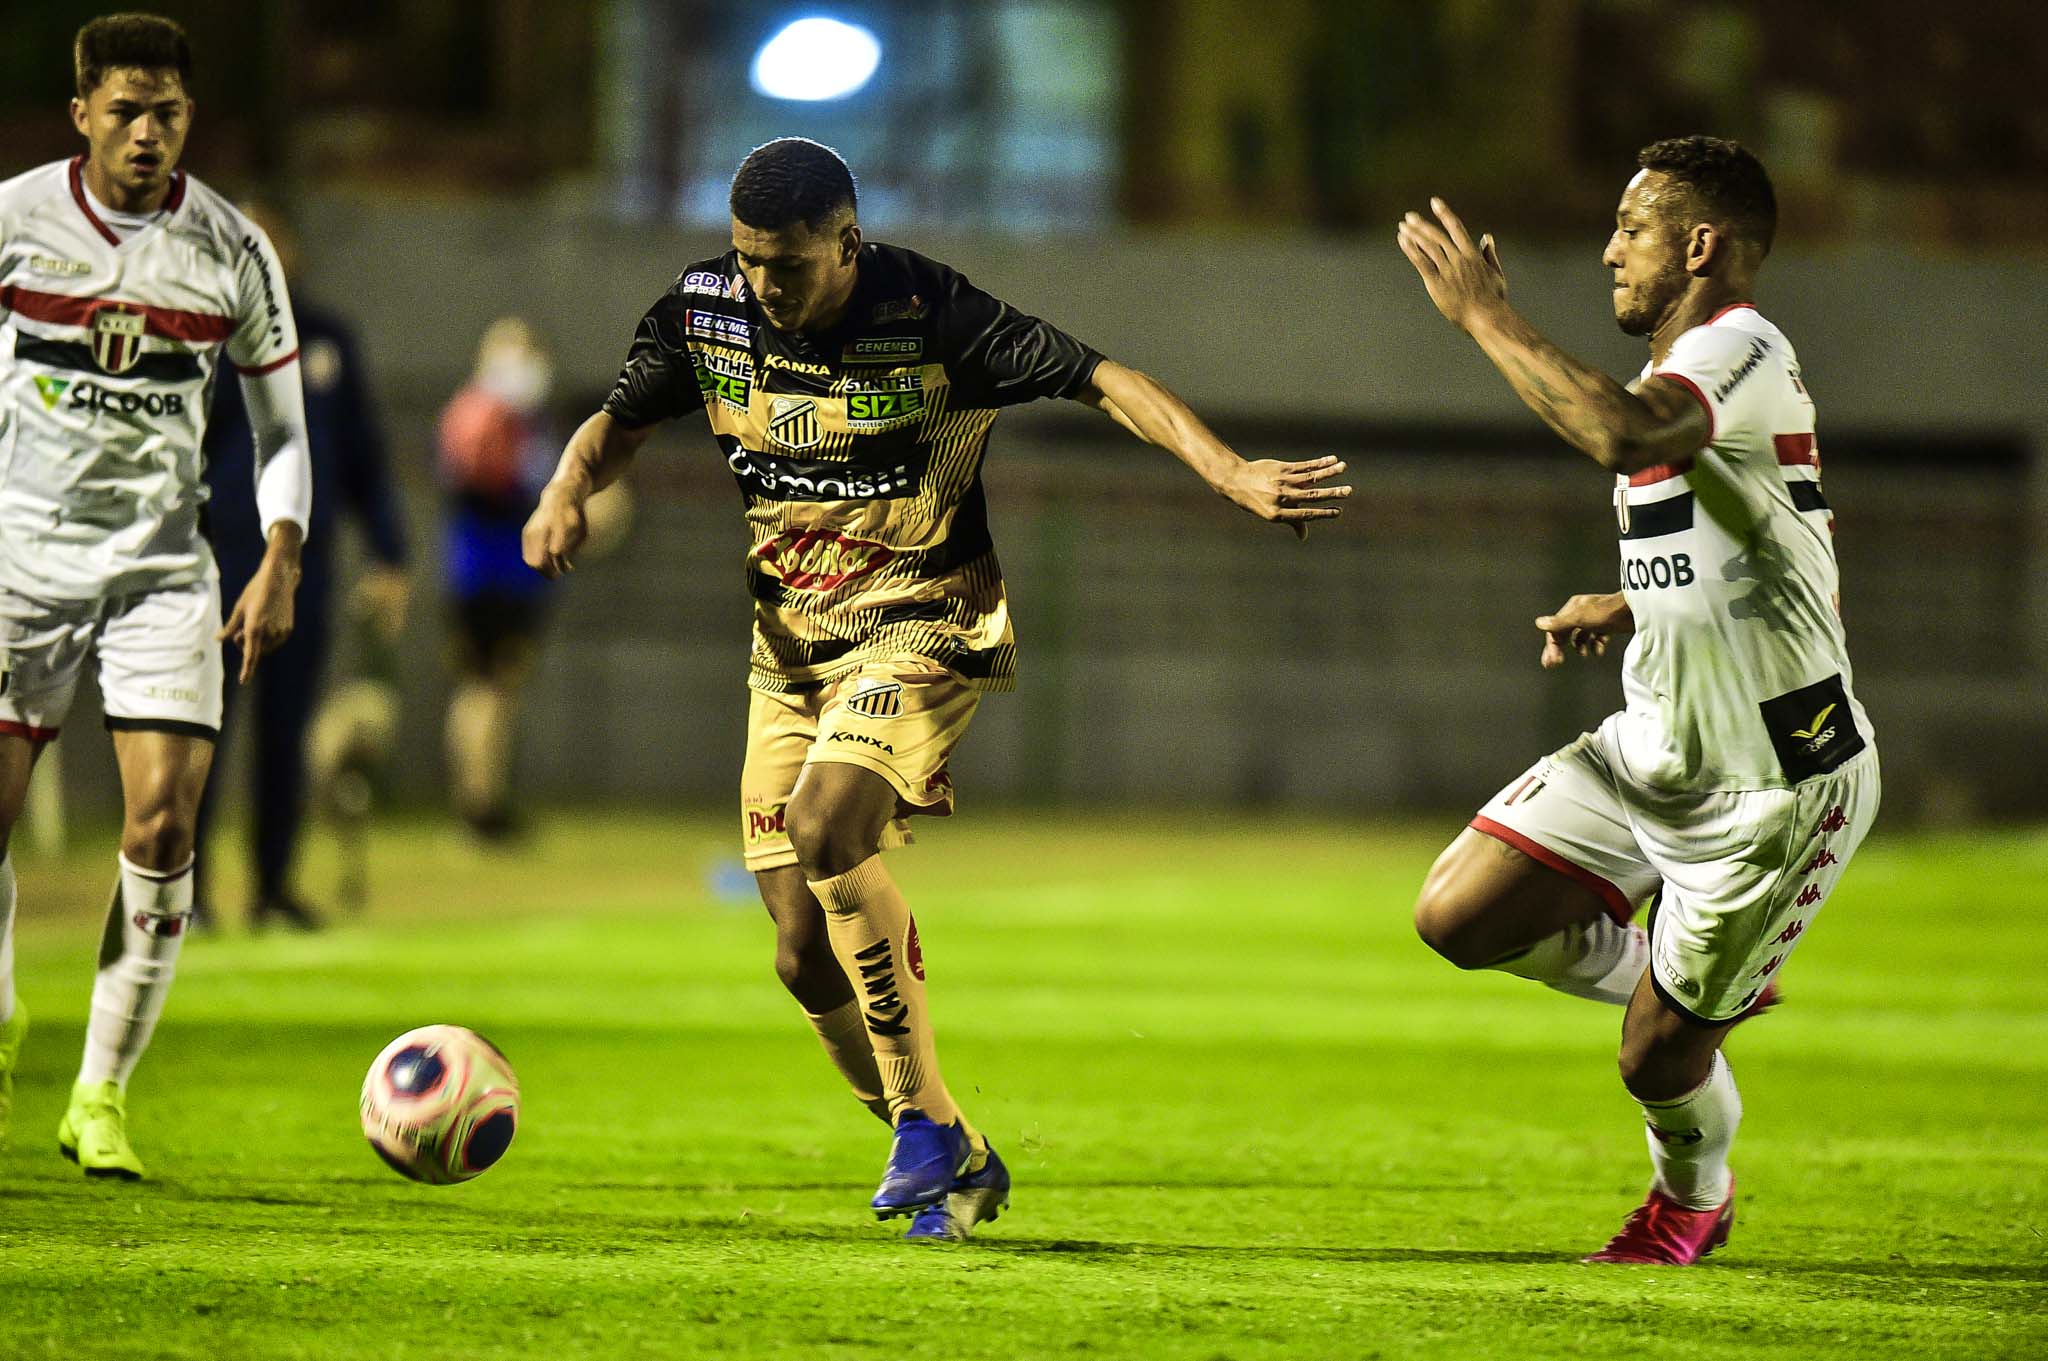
top-left (6, 0), bottom-right (2045, 835)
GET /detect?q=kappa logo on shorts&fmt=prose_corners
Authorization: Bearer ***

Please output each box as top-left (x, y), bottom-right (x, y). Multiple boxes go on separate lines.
top-left (91, 307), bottom-right (147, 375)
top-left (843, 678), bottom-right (904, 719)
top-left (767, 396), bottom-right (823, 451)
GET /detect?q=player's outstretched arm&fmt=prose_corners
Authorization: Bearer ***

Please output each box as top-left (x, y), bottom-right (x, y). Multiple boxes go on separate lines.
top-left (1535, 591), bottom-right (1633, 669)
top-left (1076, 359), bottom-right (1351, 540)
top-left (1397, 198), bottom-right (1707, 475)
top-left (523, 412), bottom-right (655, 579)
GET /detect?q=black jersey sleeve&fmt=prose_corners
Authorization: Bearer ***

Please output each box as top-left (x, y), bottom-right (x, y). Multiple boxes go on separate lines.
top-left (602, 294), bottom-right (704, 429)
top-left (931, 267), bottom-right (1102, 409)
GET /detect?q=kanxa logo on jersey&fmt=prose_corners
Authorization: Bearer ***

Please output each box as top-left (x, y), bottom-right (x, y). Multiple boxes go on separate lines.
top-left (90, 307), bottom-right (147, 375)
top-left (753, 527), bottom-right (895, 591)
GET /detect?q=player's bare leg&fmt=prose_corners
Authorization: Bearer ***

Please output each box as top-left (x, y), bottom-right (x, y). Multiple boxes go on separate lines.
top-left (785, 760), bottom-right (985, 1217)
top-left (446, 649), bottom-right (530, 839)
top-left (59, 729), bottom-right (211, 1178)
top-left (1414, 827), bottom-right (1648, 1005)
top-left (1584, 971), bottom-right (1743, 1264)
top-left (755, 864), bottom-right (888, 1122)
top-left (0, 732), bottom-right (43, 1145)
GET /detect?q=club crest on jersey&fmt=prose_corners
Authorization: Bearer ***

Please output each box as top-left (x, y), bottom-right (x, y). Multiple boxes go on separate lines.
top-left (90, 307), bottom-right (147, 375)
top-left (844, 678), bottom-right (905, 719)
top-left (767, 396), bottom-right (823, 451)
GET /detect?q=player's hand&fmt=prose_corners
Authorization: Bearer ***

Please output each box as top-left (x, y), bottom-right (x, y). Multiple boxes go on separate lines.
top-left (1222, 456), bottom-right (1353, 540)
top-left (219, 539), bottom-right (301, 684)
top-left (1535, 592), bottom-right (1632, 669)
top-left (1397, 197), bottom-right (1508, 333)
top-left (522, 485), bottom-right (588, 579)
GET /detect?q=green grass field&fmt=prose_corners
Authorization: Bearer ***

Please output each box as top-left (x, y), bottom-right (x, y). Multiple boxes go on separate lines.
top-left (0, 811), bottom-right (2042, 1360)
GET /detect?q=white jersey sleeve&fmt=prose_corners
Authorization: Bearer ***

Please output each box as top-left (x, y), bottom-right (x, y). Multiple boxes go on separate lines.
top-left (226, 221), bottom-right (298, 374)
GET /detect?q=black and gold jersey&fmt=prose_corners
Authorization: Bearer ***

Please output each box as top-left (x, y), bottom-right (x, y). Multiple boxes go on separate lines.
top-left (604, 242), bottom-right (1100, 693)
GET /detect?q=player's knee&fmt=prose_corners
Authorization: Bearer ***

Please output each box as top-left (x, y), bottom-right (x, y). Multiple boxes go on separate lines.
top-left (1616, 1033), bottom-right (1704, 1102)
top-left (121, 806), bottom-right (195, 870)
top-left (1412, 879), bottom-right (1491, 970)
top-left (783, 794), bottom-right (881, 880)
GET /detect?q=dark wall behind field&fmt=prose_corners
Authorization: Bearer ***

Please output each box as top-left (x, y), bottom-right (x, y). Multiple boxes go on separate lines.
top-left (41, 201), bottom-right (2048, 834)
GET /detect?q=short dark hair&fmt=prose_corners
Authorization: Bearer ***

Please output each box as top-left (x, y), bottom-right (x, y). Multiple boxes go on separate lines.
top-left (729, 138), bottom-right (857, 232)
top-left (74, 13), bottom-right (191, 99)
top-left (1637, 136), bottom-right (1777, 256)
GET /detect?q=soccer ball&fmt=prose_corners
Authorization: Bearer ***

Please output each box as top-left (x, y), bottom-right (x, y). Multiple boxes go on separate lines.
top-left (359, 1025), bottom-right (520, 1184)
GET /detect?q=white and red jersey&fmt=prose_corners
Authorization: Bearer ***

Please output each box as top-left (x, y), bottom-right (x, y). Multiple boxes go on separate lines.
top-left (1611, 303), bottom-right (1874, 794)
top-left (0, 157), bottom-right (299, 599)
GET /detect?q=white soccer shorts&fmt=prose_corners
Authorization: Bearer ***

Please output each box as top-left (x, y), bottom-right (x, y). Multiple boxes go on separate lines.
top-left (1472, 712), bottom-right (1880, 1023)
top-left (0, 577), bottom-right (225, 742)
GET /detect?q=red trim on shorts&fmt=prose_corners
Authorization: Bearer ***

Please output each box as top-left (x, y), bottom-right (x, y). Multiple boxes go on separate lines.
top-left (0, 719), bottom-right (60, 744)
top-left (234, 347), bottom-right (299, 376)
top-left (1469, 815), bottom-right (1633, 924)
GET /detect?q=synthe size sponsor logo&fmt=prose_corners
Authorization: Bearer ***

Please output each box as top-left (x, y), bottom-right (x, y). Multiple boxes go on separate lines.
top-left (725, 443), bottom-right (925, 501)
top-left (34, 375), bottom-right (187, 418)
top-left (1713, 338), bottom-right (1770, 401)
top-left (753, 527), bottom-right (895, 591)
top-left (696, 366), bottom-right (750, 408)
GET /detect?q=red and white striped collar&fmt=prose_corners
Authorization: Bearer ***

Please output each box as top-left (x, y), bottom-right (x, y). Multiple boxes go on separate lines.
top-left (67, 155), bottom-right (185, 246)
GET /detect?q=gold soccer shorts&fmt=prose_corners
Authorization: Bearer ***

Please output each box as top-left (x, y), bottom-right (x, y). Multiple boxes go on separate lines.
top-left (739, 660), bottom-right (980, 873)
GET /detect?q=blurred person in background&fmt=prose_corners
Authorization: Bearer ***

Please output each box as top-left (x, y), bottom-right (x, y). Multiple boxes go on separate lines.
top-left (0, 13), bottom-right (310, 1176)
top-left (438, 318), bottom-right (557, 841)
top-left (195, 198), bottom-right (410, 934)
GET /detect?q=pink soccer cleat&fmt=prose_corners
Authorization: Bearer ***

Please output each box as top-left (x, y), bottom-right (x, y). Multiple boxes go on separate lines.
top-left (1582, 1183), bottom-right (1735, 1265)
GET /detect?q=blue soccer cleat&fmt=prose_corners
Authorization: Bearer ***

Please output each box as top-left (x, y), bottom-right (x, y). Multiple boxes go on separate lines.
top-left (904, 1144), bottom-right (1011, 1243)
top-left (870, 1108), bottom-right (971, 1218)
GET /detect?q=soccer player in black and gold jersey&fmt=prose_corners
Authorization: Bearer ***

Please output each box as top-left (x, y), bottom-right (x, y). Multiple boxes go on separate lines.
top-left (524, 139), bottom-right (1349, 1240)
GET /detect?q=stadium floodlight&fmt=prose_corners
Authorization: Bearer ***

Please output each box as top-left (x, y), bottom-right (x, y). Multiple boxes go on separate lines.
top-left (750, 17), bottom-right (882, 101)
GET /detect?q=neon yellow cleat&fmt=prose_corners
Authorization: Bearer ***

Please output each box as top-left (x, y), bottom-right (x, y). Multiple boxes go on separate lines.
top-left (0, 999), bottom-right (27, 1146)
top-left (57, 1079), bottom-right (146, 1180)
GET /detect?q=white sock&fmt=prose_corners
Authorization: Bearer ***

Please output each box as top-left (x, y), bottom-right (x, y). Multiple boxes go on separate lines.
top-left (1492, 917), bottom-right (1648, 1006)
top-left (0, 855), bottom-right (16, 1022)
top-left (1639, 1052), bottom-right (1741, 1210)
top-left (78, 855), bottom-right (194, 1089)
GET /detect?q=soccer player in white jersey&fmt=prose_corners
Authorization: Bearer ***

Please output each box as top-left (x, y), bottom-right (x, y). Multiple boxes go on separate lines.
top-left (1395, 136), bottom-right (1880, 1264)
top-left (0, 14), bottom-right (312, 1177)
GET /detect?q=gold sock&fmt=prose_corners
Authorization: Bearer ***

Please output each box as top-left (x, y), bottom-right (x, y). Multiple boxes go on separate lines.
top-left (802, 1000), bottom-right (891, 1123)
top-left (809, 855), bottom-right (965, 1128)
